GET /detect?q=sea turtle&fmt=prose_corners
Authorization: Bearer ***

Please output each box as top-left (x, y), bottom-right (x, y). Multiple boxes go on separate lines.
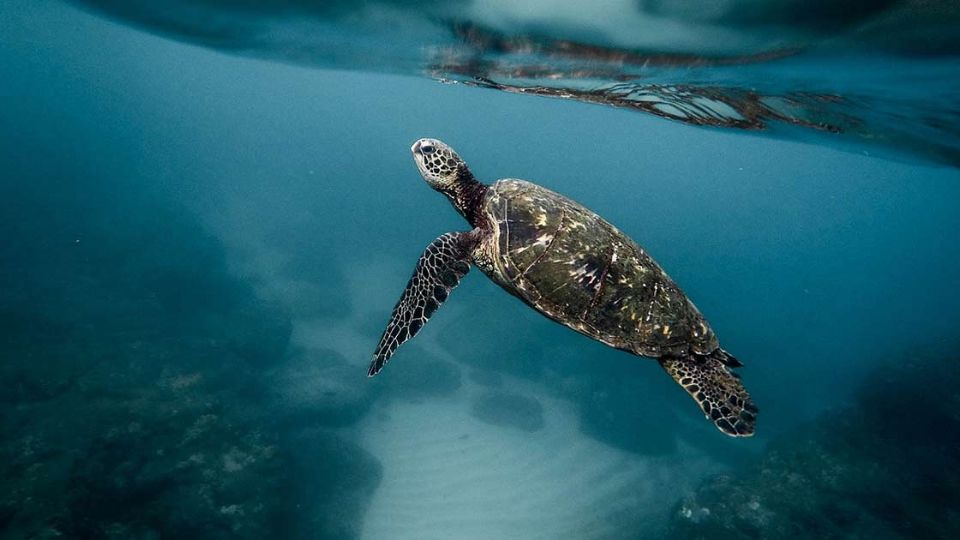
top-left (368, 138), bottom-right (757, 437)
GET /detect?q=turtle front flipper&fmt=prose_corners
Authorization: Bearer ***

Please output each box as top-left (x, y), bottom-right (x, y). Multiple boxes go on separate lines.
top-left (659, 349), bottom-right (758, 437)
top-left (368, 231), bottom-right (476, 377)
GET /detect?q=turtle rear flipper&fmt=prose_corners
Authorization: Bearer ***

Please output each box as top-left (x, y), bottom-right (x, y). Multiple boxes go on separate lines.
top-left (368, 231), bottom-right (477, 377)
top-left (660, 350), bottom-right (757, 437)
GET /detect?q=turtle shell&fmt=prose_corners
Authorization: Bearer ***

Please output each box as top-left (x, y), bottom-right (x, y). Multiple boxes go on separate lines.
top-left (481, 179), bottom-right (718, 358)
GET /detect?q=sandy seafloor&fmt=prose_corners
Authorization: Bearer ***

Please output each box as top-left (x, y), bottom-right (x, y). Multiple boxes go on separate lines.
top-left (2, 2), bottom-right (960, 539)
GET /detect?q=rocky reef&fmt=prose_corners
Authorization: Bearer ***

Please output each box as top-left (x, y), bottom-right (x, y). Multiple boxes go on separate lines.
top-left (0, 177), bottom-right (381, 539)
top-left (668, 351), bottom-right (960, 539)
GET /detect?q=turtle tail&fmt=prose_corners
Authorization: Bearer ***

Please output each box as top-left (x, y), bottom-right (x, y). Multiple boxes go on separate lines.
top-left (659, 348), bottom-right (757, 437)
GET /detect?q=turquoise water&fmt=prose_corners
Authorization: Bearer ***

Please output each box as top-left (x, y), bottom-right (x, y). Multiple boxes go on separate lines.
top-left (2, 1), bottom-right (960, 538)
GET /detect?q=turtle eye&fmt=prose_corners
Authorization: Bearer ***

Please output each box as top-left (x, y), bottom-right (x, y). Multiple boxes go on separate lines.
top-left (420, 144), bottom-right (435, 154)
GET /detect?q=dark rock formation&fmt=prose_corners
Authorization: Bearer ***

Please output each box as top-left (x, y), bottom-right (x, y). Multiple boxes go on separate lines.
top-left (668, 353), bottom-right (960, 539)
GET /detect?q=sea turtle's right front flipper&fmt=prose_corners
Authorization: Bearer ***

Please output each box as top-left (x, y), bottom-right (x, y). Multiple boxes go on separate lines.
top-left (368, 231), bottom-right (475, 377)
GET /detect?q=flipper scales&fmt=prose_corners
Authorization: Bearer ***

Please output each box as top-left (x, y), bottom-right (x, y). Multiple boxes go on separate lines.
top-left (368, 231), bottom-right (473, 377)
top-left (660, 349), bottom-right (757, 437)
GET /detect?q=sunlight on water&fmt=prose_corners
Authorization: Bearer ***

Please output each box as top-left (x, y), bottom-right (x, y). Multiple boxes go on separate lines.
top-left (1, 1), bottom-right (959, 539)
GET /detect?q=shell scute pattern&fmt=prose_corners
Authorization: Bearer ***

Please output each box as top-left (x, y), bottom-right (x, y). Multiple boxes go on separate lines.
top-left (496, 185), bottom-right (565, 281)
top-left (484, 179), bottom-right (718, 358)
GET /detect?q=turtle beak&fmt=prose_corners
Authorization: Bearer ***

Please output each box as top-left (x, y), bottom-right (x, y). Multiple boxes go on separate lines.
top-left (411, 140), bottom-right (423, 155)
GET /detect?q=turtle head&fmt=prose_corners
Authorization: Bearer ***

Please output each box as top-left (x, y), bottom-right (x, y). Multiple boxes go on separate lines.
top-left (411, 138), bottom-right (469, 192)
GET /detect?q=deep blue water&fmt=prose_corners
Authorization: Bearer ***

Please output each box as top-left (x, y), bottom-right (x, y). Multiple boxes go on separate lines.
top-left (2, 1), bottom-right (960, 538)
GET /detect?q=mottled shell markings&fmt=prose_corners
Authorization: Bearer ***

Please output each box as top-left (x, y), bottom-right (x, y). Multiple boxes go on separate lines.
top-left (534, 233), bottom-right (554, 247)
top-left (482, 179), bottom-right (719, 358)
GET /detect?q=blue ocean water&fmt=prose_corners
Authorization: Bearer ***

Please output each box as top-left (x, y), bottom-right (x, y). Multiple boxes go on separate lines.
top-left (2, 1), bottom-right (959, 538)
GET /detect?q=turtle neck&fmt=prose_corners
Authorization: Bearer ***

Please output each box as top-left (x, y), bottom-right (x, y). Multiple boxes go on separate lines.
top-left (446, 165), bottom-right (488, 228)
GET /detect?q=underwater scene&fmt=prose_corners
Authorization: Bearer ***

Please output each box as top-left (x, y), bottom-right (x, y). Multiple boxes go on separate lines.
top-left (2, 1), bottom-right (959, 538)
